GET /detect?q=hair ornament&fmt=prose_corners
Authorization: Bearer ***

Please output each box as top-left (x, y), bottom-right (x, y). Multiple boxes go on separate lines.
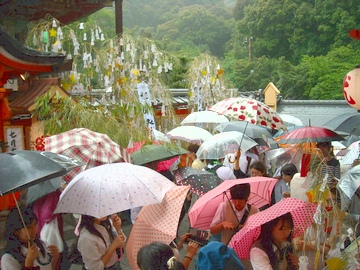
top-left (167, 256), bottom-right (176, 269)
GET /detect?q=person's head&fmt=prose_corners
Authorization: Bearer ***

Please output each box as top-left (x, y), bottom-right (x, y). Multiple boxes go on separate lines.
top-left (281, 163), bottom-right (298, 183)
top-left (260, 212), bottom-right (294, 247)
top-left (143, 160), bottom-right (159, 171)
top-left (187, 144), bottom-right (200, 161)
top-left (316, 141), bottom-right (332, 155)
top-left (196, 241), bottom-right (244, 270)
top-left (250, 160), bottom-right (267, 177)
top-left (5, 205), bottom-right (38, 244)
top-left (137, 242), bottom-right (185, 270)
top-left (230, 183), bottom-right (250, 211)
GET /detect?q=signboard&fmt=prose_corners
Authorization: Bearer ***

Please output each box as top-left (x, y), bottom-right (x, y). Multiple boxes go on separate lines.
top-left (4, 126), bottom-right (24, 151)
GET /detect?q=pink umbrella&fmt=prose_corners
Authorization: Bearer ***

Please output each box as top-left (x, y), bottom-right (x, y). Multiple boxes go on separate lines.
top-left (188, 177), bottom-right (278, 230)
top-left (228, 198), bottom-right (316, 259)
top-left (125, 185), bottom-right (190, 270)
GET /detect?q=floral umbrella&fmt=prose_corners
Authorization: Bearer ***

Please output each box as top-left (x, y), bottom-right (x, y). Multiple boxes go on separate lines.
top-left (209, 97), bottom-right (286, 130)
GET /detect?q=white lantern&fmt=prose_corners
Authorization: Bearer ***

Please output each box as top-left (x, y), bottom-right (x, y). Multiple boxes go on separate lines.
top-left (343, 66), bottom-right (360, 110)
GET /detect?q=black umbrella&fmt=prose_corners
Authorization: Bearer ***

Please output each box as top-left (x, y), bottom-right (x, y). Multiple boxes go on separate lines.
top-left (0, 150), bottom-right (82, 243)
top-left (173, 166), bottom-right (223, 196)
top-left (323, 112), bottom-right (360, 136)
top-left (0, 150), bottom-right (83, 195)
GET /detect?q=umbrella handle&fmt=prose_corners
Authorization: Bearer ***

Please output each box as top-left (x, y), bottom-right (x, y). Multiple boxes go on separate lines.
top-left (12, 193), bottom-right (33, 245)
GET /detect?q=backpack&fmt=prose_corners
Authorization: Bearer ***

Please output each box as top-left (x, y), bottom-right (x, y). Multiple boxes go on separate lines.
top-left (66, 236), bottom-right (84, 265)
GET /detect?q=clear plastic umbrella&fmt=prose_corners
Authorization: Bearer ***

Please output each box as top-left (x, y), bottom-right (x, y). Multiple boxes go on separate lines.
top-left (337, 165), bottom-right (360, 211)
top-left (196, 131), bottom-right (258, 160)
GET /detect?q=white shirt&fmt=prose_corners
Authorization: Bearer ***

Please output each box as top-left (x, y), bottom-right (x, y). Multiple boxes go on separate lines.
top-left (1, 243), bottom-right (53, 270)
top-left (250, 242), bottom-right (289, 270)
top-left (78, 223), bottom-right (121, 270)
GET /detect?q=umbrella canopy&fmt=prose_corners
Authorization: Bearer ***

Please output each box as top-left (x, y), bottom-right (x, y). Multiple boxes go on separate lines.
top-left (152, 129), bottom-right (170, 142)
top-left (209, 97), bottom-right (286, 130)
top-left (21, 177), bottom-right (61, 205)
top-left (45, 128), bottom-right (131, 182)
top-left (131, 144), bottom-right (188, 165)
top-left (0, 150), bottom-right (82, 195)
top-left (173, 167), bottom-right (223, 196)
top-left (214, 122), bottom-right (278, 148)
top-left (126, 186), bottom-right (190, 270)
top-left (166, 126), bottom-right (212, 143)
top-left (323, 112), bottom-right (360, 136)
top-left (188, 177), bottom-right (278, 230)
top-left (196, 131), bottom-right (258, 160)
top-left (337, 165), bottom-right (360, 211)
top-left (228, 198), bottom-right (316, 259)
top-left (180, 111), bottom-right (229, 125)
top-left (54, 163), bottom-right (176, 218)
top-left (276, 126), bottom-right (344, 144)
top-left (278, 113), bottom-right (303, 127)
top-left (273, 125), bottom-right (304, 138)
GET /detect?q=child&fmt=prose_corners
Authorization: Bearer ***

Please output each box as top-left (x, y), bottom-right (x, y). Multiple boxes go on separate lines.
top-left (77, 214), bottom-right (126, 269)
top-left (1, 206), bottom-right (60, 270)
top-left (210, 183), bottom-right (259, 244)
top-left (250, 212), bottom-right (299, 270)
top-left (137, 241), bottom-right (199, 270)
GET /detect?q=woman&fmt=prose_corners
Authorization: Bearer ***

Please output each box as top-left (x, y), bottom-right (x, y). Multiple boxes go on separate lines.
top-left (77, 214), bottom-right (126, 270)
top-left (316, 141), bottom-right (340, 184)
top-left (137, 241), bottom-right (199, 270)
top-left (1, 206), bottom-right (60, 270)
top-left (250, 212), bottom-right (299, 270)
top-left (249, 160), bottom-right (268, 177)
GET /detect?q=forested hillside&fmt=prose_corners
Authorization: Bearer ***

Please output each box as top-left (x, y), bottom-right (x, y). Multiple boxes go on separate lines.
top-left (89, 0), bottom-right (360, 99)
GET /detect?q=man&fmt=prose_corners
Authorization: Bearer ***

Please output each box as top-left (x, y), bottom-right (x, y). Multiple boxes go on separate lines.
top-left (210, 183), bottom-right (259, 244)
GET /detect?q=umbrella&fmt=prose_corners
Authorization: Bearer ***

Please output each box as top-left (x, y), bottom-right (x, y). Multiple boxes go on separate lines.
top-left (166, 126), bottom-right (212, 143)
top-left (152, 129), bottom-right (170, 142)
top-left (214, 121), bottom-right (278, 148)
top-left (273, 125), bottom-right (304, 138)
top-left (21, 177), bottom-right (61, 205)
top-left (131, 144), bottom-right (188, 165)
top-left (188, 177), bottom-right (278, 230)
top-left (337, 165), bottom-right (360, 211)
top-left (279, 113), bottom-right (303, 127)
top-left (209, 97), bottom-right (286, 130)
top-left (228, 198), bottom-right (316, 259)
top-left (196, 131), bottom-right (258, 160)
top-left (45, 128), bottom-right (131, 182)
top-left (173, 167), bottom-right (223, 196)
top-left (0, 150), bottom-right (82, 195)
top-left (54, 163), bottom-right (176, 218)
top-left (323, 112), bottom-right (360, 136)
top-left (125, 186), bottom-right (190, 270)
top-left (276, 126), bottom-right (344, 144)
top-left (180, 111), bottom-right (229, 125)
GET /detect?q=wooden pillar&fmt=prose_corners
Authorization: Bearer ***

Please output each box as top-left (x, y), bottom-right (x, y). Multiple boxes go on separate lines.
top-left (115, 0), bottom-right (123, 35)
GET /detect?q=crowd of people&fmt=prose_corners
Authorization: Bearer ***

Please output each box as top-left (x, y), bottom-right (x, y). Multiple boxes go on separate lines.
top-left (1, 138), bottom-right (359, 270)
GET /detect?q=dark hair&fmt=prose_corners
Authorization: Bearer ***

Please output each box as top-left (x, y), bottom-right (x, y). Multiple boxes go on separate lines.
top-left (79, 215), bottom-right (114, 246)
top-left (250, 160), bottom-right (267, 175)
top-left (281, 163), bottom-right (298, 177)
top-left (317, 141), bottom-right (331, 148)
top-left (4, 206), bottom-right (46, 265)
top-left (137, 242), bottom-right (185, 270)
top-left (230, 183), bottom-right (250, 200)
top-left (258, 212), bottom-right (295, 270)
top-left (187, 143), bottom-right (200, 153)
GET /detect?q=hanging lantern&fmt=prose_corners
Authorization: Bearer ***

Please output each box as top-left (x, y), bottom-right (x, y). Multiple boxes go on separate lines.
top-left (343, 66), bottom-right (360, 110)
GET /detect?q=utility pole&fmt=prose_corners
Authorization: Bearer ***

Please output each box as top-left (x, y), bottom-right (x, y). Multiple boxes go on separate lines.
top-left (244, 37), bottom-right (253, 62)
top-left (115, 0), bottom-right (123, 35)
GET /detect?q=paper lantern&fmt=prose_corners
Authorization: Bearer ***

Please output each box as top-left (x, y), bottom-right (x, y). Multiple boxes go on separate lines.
top-left (343, 66), bottom-right (360, 110)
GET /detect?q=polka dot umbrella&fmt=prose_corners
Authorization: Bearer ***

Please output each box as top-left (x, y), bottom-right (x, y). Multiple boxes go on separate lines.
top-left (173, 166), bottom-right (223, 196)
top-left (228, 198), bottom-right (316, 259)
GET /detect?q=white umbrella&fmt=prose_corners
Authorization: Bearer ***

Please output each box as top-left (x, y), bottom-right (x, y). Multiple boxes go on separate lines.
top-left (152, 129), bottom-right (170, 142)
top-left (279, 113), bottom-right (303, 126)
top-left (54, 163), bottom-right (176, 218)
top-left (166, 126), bottom-right (212, 143)
top-left (180, 111), bottom-right (229, 125)
top-left (196, 131), bottom-right (258, 160)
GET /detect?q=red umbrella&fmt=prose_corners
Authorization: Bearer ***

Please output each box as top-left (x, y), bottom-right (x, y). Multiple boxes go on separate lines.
top-left (276, 126), bottom-right (344, 144)
top-left (125, 186), bottom-right (190, 270)
top-left (188, 177), bottom-right (278, 230)
top-left (228, 198), bottom-right (316, 259)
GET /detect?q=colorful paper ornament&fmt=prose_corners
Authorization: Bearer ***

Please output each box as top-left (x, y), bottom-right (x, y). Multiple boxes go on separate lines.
top-left (43, 30), bottom-right (49, 43)
top-left (49, 28), bottom-right (57, 37)
top-left (79, 22), bottom-right (84, 29)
